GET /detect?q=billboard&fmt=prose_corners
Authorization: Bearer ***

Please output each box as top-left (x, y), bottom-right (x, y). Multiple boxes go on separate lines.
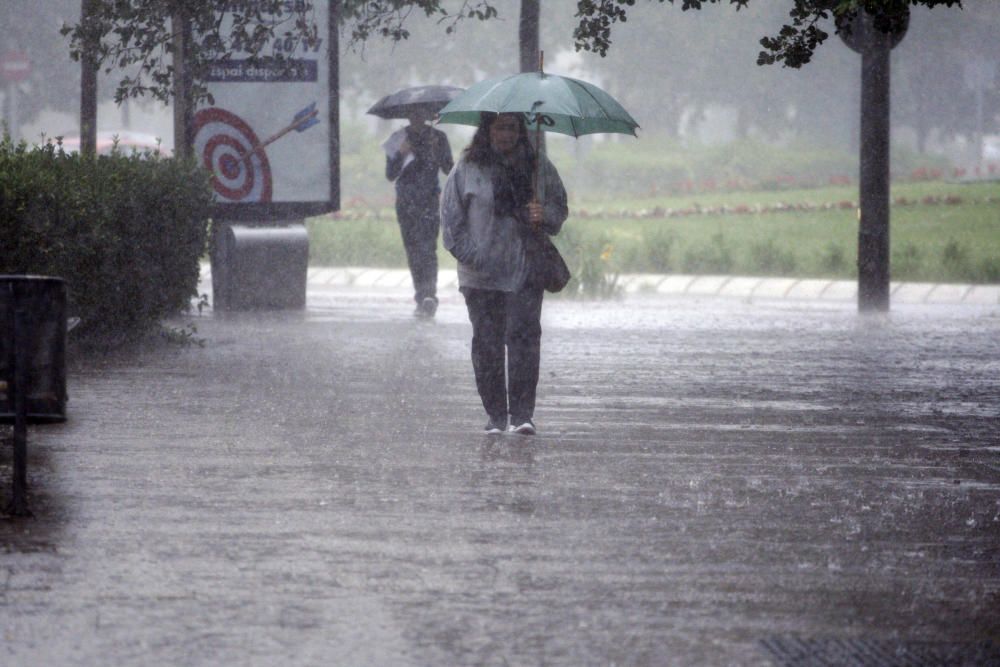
top-left (192, 1), bottom-right (338, 220)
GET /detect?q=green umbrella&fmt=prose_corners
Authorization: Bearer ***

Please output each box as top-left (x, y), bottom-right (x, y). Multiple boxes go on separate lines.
top-left (436, 71), bottom-right (639, 138)
top-left (438, 66), bottom-right (638, 203)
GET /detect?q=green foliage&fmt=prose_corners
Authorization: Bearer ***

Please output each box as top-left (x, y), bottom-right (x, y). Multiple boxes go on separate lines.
top-left (681, 232), bottom-right (734, 274)
top-left (637, 227), bottom-right (678, 273)
top-left (66, 0), bottom-right (325, 105)
top-left (941, 238), bottom-right (968, 275)
top-left (560, 137), bottom-right (691, 198)
top-left (545, 136), bottom-right (951, 201)
top-left (818, 242), bottom-right (849, 275)
top-left (0, 136), bottom-right (211, 346)
top-left (63, 0), bottom-right (971, 115)
top-left (749, 239), bottom-right (797, 275)
top-left (339, 130), bottom-right (954, 209)
top-left (552, 227), bottom-right (622, 299)
top-left (307, 215), bottom-right (407, 267)
top-left (65, 0), bottom-right (502, 105)
top-left (574, 0), bottom-right (963, 66)
top-left (891, 242), bottom-right (922, 280)
top-left (309, 180), bottom-right (999, 285)
top-left (720, 141), bottom-right (852, 189)
top-left (925, 239), bottom-right (1000, 283)
top-left (979, 257), bottom-right (1000, 283)
top-left (572, 183), bottom-right (999, 283)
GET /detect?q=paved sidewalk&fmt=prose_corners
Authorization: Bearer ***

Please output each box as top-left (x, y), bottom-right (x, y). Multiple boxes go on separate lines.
top-left (288, 266), bottom-right (1000, 306)
top-left (2, 282), bottom-right (999, 665)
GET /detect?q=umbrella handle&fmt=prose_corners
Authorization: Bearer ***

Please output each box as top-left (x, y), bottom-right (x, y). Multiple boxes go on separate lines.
top-left (532, 50), bottom-right (544, 219)
top-left (533, 124), bottom-right (540, 203)
top-left (533, 50), bottom-right (543, 206)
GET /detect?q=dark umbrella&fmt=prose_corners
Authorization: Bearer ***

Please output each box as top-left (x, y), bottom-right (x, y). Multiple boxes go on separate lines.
top-left (366, 85), bottom-right (465, 120)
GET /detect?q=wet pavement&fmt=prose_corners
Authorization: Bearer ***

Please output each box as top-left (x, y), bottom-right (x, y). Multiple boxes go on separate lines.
top-left (2, 282), bottom-right (999, 665)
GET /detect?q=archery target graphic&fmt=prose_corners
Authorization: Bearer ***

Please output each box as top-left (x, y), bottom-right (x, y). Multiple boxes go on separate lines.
top-left (193, 107), bottom-right (273, 203)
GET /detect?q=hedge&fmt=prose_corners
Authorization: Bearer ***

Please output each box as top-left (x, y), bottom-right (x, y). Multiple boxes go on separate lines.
top-left (1, 136), bottom-right (212, 346)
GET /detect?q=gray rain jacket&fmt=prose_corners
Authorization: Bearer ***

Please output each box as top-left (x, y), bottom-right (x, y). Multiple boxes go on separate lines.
top-left (440, 154), bottom-right (568, 292)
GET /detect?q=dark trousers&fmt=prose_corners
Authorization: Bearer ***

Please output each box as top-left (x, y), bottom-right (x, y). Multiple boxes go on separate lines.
top-left (462, 286), bottom-right (544, 421)
top-left (396, 195), bottom-right (439, 303)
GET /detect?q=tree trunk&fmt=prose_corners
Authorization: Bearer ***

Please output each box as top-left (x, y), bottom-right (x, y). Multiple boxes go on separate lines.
top-left (857, 14), bottom-right (892, 312)
top-left (171, 8), bottom-right (193, 160)
top-left (80, 0), bottom-right (99, 158)
top-left (519, 0), bottom-right (540, 73)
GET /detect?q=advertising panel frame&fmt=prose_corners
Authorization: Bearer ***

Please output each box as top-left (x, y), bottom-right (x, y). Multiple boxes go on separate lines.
top-left (182, 1), bottom-right (340, 223)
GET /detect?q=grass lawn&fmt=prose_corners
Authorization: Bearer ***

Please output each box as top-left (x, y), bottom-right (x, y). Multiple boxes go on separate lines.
top-left (308, 180), bottom-right (1000, 284)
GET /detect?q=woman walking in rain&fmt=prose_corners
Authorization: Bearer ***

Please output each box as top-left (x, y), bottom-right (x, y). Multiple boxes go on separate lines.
top-left (385, 109), bottom-right (454, 318)
top-left (441, 112), bottom-right (568, 435)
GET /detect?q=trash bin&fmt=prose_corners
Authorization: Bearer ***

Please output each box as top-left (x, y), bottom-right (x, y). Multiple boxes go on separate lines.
top-left (0, 275), bottom-right (68, 424)
top-left (210, 222), bottom-right (309, 311)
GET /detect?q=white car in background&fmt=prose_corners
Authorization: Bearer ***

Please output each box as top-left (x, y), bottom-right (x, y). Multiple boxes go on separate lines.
top-left (52, 130), bottom-right (166, 156)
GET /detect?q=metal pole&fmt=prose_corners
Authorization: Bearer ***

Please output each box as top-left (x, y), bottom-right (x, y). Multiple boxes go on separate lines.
top-left (857, 18), bottom-right (891, 312)
top-left (9, 306), bottom-right (31, 517)
top-left (329, 0), bottom-right (341, 212)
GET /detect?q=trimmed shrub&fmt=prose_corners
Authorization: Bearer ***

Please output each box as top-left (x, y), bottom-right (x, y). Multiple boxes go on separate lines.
top-left (307, 214), bottom-right (407, 267)
top-left (0, 136), bottom-right (211, 346)
top-left (749, 239), bottom-right (797, 275)
top-left (892, 243), bottom-right (923, 281)
top-left (639, 227), bottom-right (677, 273)
top-left (551, 226), bottom-right (622, 299)
top-left (681, 233), bottom-right (733, 274)
top-left (978, 257), bottom-right (1000, 283)
top-left (941, 239), bottom-right (970, 280)
top-left (818, 242), bottom-right (850, 275)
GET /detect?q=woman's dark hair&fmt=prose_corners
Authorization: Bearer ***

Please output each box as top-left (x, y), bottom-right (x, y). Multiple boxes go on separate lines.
top-left (463, 113), bottom-right (537, 219)
top-left (464, 112), bottom-right (534, 165)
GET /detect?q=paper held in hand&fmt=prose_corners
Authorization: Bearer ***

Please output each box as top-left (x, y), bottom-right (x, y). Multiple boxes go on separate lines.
top-left (382, 128), bottom-right (415, 173)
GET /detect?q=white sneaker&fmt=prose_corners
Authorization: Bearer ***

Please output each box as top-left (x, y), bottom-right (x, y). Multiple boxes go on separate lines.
top-left (484, 415), bottom-right (507, 434)
top-left (508, 419), bottom-right (536, 435)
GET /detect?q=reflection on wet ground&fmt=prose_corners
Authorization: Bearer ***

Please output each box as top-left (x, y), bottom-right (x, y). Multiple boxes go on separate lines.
top-left (2, 288), bottom-right (998, 665)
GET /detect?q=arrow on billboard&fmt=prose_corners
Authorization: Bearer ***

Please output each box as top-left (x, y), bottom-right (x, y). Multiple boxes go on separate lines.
top-left (241, 102), bottom-right (320, 163)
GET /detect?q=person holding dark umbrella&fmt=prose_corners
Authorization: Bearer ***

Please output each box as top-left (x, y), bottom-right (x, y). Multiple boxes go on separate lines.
top-left (368, 86), bottom-right (461, 318)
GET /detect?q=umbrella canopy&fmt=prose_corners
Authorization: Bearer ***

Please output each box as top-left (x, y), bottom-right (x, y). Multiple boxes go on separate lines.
top-left (436, 72), bottom-right (638, 138)
top-left (367, 85), bottom-right (465, 120)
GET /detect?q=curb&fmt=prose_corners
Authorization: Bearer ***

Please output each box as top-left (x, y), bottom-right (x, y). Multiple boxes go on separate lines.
top-left (199, 264), bottom-right (1000, 306)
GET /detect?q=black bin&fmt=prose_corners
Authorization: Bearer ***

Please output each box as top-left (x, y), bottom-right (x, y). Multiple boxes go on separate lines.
top-left (1, 275), bottom-right (68, 424)
top-left (211, 223), bottom-right (309, 311)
